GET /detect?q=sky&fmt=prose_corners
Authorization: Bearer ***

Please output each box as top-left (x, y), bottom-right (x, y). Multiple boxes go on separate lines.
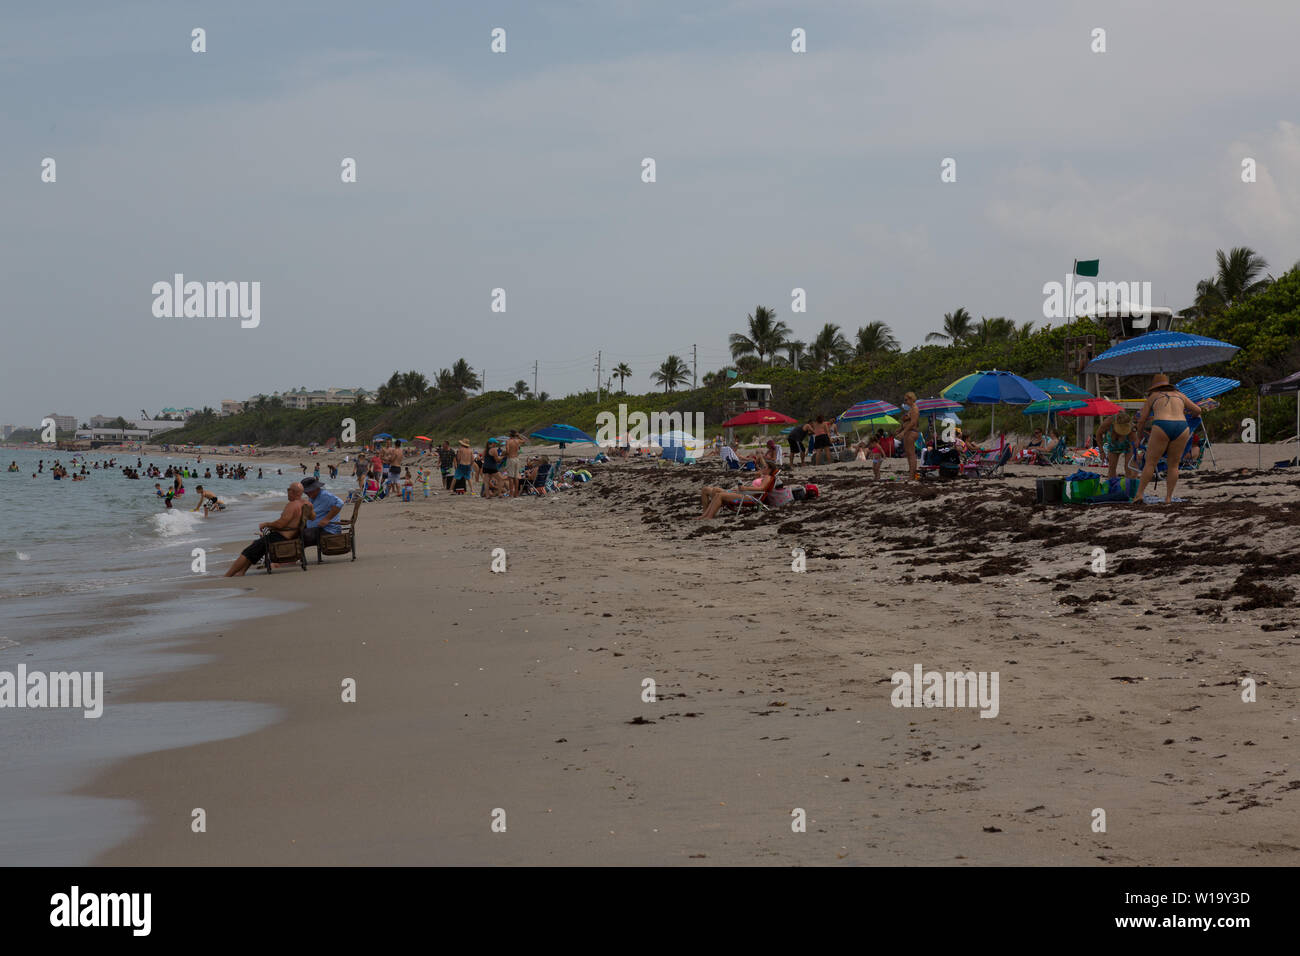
top-left (3, 0), bottom-right (1299, 425)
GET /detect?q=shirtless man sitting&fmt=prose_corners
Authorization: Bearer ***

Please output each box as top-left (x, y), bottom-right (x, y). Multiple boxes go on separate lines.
top-left (223, 482), bottom-right (311, 576)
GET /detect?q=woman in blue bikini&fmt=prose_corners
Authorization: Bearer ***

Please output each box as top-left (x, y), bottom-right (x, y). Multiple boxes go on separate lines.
top-left (1134, 374), bottom-right (1201, 504)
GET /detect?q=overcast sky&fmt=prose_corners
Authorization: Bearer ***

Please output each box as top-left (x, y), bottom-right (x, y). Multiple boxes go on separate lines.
top-left (3, 0), bottom-right (1298, 425)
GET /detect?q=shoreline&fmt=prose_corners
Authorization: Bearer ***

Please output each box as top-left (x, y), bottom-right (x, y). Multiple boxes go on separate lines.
top-left (68, 446), bottom-right (1300, 865)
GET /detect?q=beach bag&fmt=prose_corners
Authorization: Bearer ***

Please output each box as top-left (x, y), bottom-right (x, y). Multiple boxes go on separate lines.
top-left (803, 483), bottom-right (820, 499)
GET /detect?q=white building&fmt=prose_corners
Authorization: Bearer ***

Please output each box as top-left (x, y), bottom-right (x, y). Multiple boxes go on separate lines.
top-left (45, 413), bottom-right (77, 433)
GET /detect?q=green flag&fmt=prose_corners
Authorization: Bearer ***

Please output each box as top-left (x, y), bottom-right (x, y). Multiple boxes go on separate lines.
top-left (1074, 259), bottom-right (1099, 277)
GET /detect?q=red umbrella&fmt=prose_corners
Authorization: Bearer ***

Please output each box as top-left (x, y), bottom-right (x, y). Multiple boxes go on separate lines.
top-left (721, 409), bottom-right (797, 427)
top-left (1057, 397), bottom-right (1123, 417)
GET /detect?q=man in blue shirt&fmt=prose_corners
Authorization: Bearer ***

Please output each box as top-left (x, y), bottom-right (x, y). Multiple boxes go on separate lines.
top-left (300, 476), bottom-right (344, 547)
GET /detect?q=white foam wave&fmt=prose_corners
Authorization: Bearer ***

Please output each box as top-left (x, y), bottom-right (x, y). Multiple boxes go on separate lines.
top-left (149, 509), bottom-right (206, 538)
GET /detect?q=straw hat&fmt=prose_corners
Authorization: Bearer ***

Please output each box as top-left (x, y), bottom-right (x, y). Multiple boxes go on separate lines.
top-left (458, 438), bottom-right (470, 447)
top-left (1112, 412), bottom-right (1133, 436)
top-left (1146, 373), bottom-right (1176, 393)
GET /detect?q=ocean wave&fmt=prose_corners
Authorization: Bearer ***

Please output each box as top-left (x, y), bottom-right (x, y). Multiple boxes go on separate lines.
top-left (149, 510), bottom-right (207, 538)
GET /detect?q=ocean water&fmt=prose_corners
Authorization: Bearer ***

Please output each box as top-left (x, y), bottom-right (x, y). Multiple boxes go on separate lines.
top-left (0, 447), bottom-right (330, 615)
top-left (0, 445), bottom-right (353, 863)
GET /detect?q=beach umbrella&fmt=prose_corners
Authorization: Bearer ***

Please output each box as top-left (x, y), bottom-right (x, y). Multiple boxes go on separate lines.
top-left (373, 432), bottom-right (393, 439)
top-left (1057, 397), bottom-right (1124, 417)
top-left (840, 400), bottom-right (901, 422)
top-left (943, 370), bottom-right (1051, 405)
top-left (414, 435), bottom-right (432, 442)
top-left (1082, 331), bottom-right (1239, 375)
top-left (1174, 376), bottom-right (1239, 405)
top-left (529, 423), bottom-right (596, 445)
top-left (1022, 398), bottom-right (1088, 415)
top-left (721, 409), bottom-right (797, 427)
top-left (912, 397), bottom-right (964, 413)
top-left (942, 370), bottom-right (1051, 438)
top-left (1031, 378), bottom-right (1093, 398)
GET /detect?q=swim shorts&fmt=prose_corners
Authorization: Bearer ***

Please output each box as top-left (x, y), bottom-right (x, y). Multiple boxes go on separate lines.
top-left (506, 458), bottom-right (521, 479)
top-left (813, 434), bottom-right (830, 449)
top-left (454, 464), bottom-right (472, 481)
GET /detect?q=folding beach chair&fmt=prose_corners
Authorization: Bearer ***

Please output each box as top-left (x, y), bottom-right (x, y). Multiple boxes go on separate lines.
top-left (522, 463), bottom-right (552, 496)
top-left (728, 490), bottom-right (772, 521)
top-left (973, 443), bottom-right (1013, 478)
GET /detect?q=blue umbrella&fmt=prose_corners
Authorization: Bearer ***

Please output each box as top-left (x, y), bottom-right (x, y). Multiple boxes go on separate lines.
top-left (943, 370), bottom-right (1050, 438)
top-left (1175, 375), bottom-right (1239, 404)
top-left (1083, 331), bottom-right (1239, 375)
top-left (373, 432), bottom-right (393, 439)
top-left (529, 423), bottom-right (597, 445)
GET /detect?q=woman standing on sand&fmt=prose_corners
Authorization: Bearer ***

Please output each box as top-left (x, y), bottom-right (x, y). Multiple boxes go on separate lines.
top-left (895, 392), bottom-right (920, 479)
top-left (1133, 374), bottom-right (1200, 504)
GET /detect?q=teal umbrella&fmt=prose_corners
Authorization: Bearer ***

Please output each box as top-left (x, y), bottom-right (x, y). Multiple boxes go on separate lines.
top-left (1022, 399), bottom-right (1088, 415)
top-left (1031, 378), bottom-right (1093, 399)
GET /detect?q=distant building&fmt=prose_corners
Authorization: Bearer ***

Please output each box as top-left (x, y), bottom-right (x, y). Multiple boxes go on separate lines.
top-left (130, 419), bottom-right (184, 436)
top-left (90, 415), bottom-right (120, 428)
top-left (76, 427), bottom-right (151, 444)
top-left (220, 400), bottom-right (245, 417)
top-left (248, 387), bottom-right (369, 410)
top-left (2, 424), bottom-right (14, 439)
top-left (45, 413), bottom-right (77, 434)
top-left (158, 407), bottom-right (197, 420)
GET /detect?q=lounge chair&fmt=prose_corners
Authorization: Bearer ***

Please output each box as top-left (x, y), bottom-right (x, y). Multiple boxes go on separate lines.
top-left (313, 495), bottom-right (361, 563)
top-left (263, 507), bottom-right (308, 573)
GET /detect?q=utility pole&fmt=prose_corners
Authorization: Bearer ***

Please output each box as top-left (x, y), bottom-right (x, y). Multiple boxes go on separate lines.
top-left (596, 350), bottom-right (602, 402)
top-left (692, 343), bottom-right (697, 389)
top-left (533, 360), bottom-right (538, 398)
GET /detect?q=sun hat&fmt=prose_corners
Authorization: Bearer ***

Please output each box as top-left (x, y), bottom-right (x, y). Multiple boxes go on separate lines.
top-left (1112, 412), bottom-right (1133, 436)
top-left (458, 439), bottom-right (470, 447)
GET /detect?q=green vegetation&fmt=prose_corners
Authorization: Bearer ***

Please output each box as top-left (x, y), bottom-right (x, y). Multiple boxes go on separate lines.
top-left (162, 245), bottom-right (1299, 448)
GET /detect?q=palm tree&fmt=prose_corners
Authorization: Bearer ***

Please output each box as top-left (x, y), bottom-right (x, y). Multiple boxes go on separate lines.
top-left (807, 323), bottom-right (852, 371)
top-left (728, 306), bottom-right (790, 367)
top-left (613, 362), bottom-right (632, 393)
top-left (782, 340), bottom-right (807, 369)
top-left (400, 370), bottom-right (429, 404)
top-left (1216, 247), bottom-right (1272, 303)
top-left (449, 359), bottom-right (481, 393)
top-left (652, 355), bottom-right (691, 392)
top-left (926, 307), bottom-right (974, 344)
top-left (536, 391), bottom-right (550, 402)
top-left (512, 380), bottom-right (530, 399)
top-left (1184, 247), bottom-right (1272, 318)
top-left (854, 322), bottom-right (899, 357)
top-left (971, 316), bottom-right (1016, 346)
top-left (1016, 320), bottom-right (1036, 341)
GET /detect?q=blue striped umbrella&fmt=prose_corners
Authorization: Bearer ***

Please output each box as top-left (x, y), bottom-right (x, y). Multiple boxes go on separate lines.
top-left (1083, 332), bottom-right (1238, 375)
top-left (1175, 375), bottom-right (1239, 404)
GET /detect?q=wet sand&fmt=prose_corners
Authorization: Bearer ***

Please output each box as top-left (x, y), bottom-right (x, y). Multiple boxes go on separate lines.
top-left (85, 443), bottom-right (1299, 865)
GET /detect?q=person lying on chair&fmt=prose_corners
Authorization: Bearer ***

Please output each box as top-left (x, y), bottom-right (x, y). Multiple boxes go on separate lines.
top-left (224, 483), bottom-right (310, 577)
top-left (300, 476), bottom-right (343, 547)
top-left (698, 460), bottom-right (780, 519)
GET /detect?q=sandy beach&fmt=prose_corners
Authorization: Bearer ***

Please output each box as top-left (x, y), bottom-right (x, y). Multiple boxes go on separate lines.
top-left (82, 443), bottom-right (1299, 866)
